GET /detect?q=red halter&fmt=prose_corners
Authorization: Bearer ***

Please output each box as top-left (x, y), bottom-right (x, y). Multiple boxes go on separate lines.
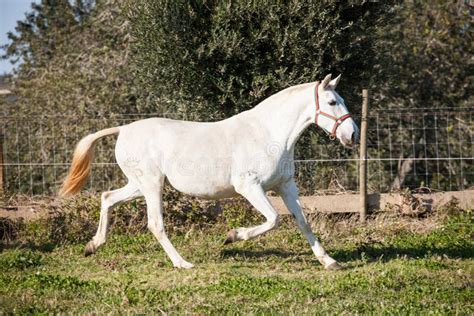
top-left (315, 82), bottom-right (352, 138)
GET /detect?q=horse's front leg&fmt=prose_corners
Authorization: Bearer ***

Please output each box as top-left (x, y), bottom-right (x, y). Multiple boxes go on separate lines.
top-left (277, 179), bottom-right (342, 270)
top-left (225, 179), bottom-right (280, 243)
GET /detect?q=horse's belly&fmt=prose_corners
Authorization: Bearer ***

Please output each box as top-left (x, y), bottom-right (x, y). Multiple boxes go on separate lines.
top-left (176, 184), bottom-right (237, 199)
top-left (167, 175), bottom-right (237, 199)
top-left (164, 159), bottom-right (236, 199)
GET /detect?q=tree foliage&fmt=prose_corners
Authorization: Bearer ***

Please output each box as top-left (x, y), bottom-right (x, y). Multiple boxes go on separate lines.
top-left (2, 0), bottom-right (139, 116)
top-left (128, 0), bottom-right (390, 120)
top-left (374, 0), bottom-right (472, 109)
top-left (3, 0), bottom-right (94, 70)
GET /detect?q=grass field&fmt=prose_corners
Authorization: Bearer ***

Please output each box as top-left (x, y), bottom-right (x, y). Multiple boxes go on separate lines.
top-left (0, 196), bottom-right (472, 314)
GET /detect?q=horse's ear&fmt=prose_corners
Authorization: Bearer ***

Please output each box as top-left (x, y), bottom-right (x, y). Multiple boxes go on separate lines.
top-left (321, 74), bottom-right (332, 89)
top-left (329, 74), bottom-right (341, 89)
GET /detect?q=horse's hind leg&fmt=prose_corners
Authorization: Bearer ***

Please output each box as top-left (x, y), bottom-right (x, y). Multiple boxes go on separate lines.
top-left (139, 180), bottom-right (194, 269)
top-left (85, 182), bottom-right (142, 256)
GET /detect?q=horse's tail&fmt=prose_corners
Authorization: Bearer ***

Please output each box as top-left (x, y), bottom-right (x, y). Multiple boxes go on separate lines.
top-left (59, 127), bottom-right (120, 197)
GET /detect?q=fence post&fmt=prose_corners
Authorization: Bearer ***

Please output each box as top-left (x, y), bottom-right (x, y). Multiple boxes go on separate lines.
top-left (359, 89), bottom-right (369, 222)
top-left (0, 126), bottom-right (3, 195)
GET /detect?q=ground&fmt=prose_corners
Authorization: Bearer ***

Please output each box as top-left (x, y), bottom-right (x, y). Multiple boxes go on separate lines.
top-left (0, 198), bottom-right (472, 314)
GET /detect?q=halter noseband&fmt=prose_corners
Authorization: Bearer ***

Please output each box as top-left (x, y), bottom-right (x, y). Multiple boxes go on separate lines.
top-left (315, 81), bottom-right (352, 138)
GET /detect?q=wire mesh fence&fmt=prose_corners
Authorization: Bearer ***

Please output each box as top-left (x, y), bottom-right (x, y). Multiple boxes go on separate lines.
top-left (0, 108), bottom-right (472, 196)
top-left (366, 108), bottom-right (473, 192)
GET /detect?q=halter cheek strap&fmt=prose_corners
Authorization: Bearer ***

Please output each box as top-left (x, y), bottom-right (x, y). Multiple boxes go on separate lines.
top-left (315, 82), bottom-right (352, 138)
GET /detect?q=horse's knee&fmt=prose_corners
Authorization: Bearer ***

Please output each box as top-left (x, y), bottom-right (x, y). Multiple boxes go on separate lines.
top-left (148, 221), bottom-right (165, 240)
top-left (295, 217), bottom-right (312, 234)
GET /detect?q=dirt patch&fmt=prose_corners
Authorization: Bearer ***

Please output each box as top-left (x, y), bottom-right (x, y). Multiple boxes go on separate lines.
top-left (0, 196), bottom-right (57, 220)
top-left (0, 190), bottom-right (472, 220)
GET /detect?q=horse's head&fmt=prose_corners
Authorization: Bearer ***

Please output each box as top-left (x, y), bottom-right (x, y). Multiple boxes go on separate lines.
top-left (313, 74), bottom-right (359, 148)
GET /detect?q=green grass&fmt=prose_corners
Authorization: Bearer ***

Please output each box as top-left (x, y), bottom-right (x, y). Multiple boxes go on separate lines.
top-left (0, 207), bottom-right (472, 314)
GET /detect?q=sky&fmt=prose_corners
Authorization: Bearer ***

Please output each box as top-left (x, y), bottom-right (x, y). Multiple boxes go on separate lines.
top-left (0, 0), bottom-right (38, 74)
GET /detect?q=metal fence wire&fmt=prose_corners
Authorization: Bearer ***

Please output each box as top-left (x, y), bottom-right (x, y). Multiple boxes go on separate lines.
top-left (0, 108), bottom-right (472, 196)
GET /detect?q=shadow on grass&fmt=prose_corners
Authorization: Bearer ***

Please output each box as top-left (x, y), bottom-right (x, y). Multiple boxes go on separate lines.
top-left (0, 241), bottom-right (57, 253)
top-left (332, 243), bottom-right (474, 263)
top-left (220, 248), bottom-right (313, 262)
top-left (220, 241), bottom-right (473, 267)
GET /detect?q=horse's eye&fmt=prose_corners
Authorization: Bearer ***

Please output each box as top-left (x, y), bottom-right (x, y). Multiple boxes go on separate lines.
top-left (329, 100), bottom-right (337, 106)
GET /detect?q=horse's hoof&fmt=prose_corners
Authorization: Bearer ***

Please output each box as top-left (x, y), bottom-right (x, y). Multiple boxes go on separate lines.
top-left (175, 261), bottom-right (194, 269)
top-left (84, 241), bottom-right (96, 257)
top-left (224, 229), bottom-right (238, 245)
top-left (325, 262), bottom-right (345, 271)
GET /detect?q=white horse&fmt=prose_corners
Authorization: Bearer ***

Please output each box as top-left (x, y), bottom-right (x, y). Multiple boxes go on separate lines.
top-left (60, 74), bottom-right (359, 270)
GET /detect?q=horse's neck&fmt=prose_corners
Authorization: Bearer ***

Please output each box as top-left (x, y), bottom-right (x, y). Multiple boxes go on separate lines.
top-left (250, 84), bottom-right (314, 152)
